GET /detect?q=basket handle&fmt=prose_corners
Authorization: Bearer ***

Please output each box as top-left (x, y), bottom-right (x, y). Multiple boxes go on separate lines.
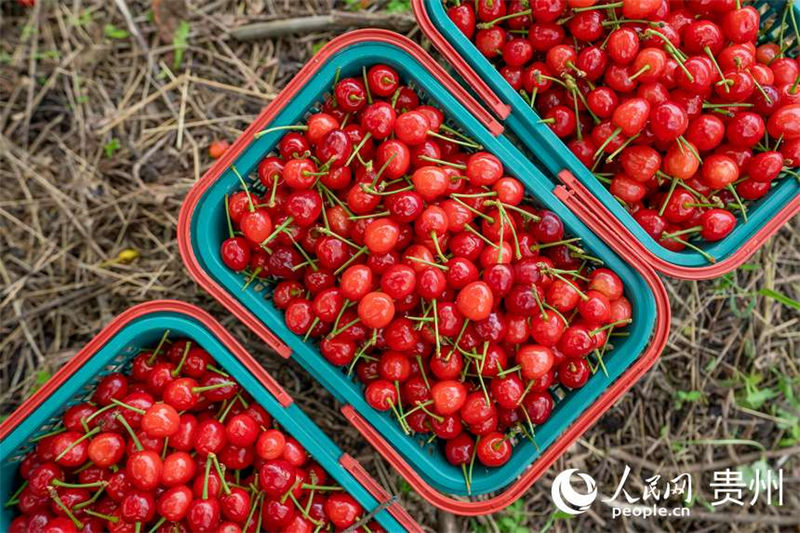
top-left (339, 453), bottom-right (424, 533)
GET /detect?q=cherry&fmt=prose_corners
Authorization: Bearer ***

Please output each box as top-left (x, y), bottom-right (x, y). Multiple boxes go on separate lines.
top-left (126, 450), bottom-right (163, 491)
top-left (700, 209), bottom-right (737, 241)
top-left (220, 237), bottom-right (250, 271)
top-left (240, 208), bottom-right (273, 244)
top-left (456, 281), bottom-right (494, 321)
top-left (558, 358), bottom-right (591, 388)
top-left (431, 380), bottom-right (468, 415)
top-left (476, 432), bottom-right (512, 467)
top-left (364, 379), bottom-right (398, 411)
top-left (324, 493), bottom-right (362, 529)
top-left (357, 291), bottom-right (395, 329)
top-left (87, 433), bottom-right (125, 468)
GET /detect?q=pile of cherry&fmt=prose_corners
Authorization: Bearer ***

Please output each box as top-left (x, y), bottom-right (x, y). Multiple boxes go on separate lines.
top-left (218, 64), bottom-right (633, 482)
top-left (7, 335), bottom-right (377, 533)
top-left (447, 0), bottom-right (800, 258)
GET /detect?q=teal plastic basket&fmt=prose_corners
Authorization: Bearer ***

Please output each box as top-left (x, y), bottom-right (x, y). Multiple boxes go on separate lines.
top-left (413, 0), bottom-right (800, 279)
top-left (178, 31), bottom-right (670, 515)
top-left (0, 301), bottom-right (417, 532)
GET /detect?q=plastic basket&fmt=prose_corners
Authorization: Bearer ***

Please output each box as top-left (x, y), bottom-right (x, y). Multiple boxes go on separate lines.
top-left (177, 30), bottom-right (670, 515)
top-left (412, 0), bottom-right (800, 280)
top-left (0, 300), bottom-right (420, 532)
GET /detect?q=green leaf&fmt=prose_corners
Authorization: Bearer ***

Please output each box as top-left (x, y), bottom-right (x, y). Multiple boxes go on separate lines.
top-left (398, 479), bottom-right (412, 494)
top-left (172, 20), bottom-right (191, 70)
top-left (104, 138), bottom-right (121, 158)
top-left (741, 387), bottom-right (778, 410)
top-left (674, 389), bottom-right (703, 409)
top-left (312, 41), bottom-right (328, 55)
top-left (759, 288), bottom-right (800, 311)
top-left (385, 0), bottom-right (411, 13)
top-left (29, 370), bottom-right (52, 395)
top-left (104, 24), bottom-right (130, 40)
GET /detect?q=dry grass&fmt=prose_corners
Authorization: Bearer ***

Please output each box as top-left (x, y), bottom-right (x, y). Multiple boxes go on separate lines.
top-left (0, 1), bottom-right (798, 531)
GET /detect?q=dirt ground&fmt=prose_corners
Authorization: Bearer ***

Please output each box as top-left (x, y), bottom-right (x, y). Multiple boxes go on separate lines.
top-left (1, 1), bottom-right (798, 531)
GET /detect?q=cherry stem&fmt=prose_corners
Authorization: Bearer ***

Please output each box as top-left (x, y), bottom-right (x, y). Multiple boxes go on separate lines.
top-left (451, 196), bottom-right (495, 224)
top-left (427, 129), bottom-right (482, 149)
top-left (5, 481), bottom-right (27, 507)
top-left (303, 316), bottom-right (320, 342)
top-left (476, 8), bottom-right (531, 29)
top-left (32, 426), bottom-right (66, 442)
top-left (224, 194), bottom-right (234, 239)
top-left (349, 210), bottom-right (389, 220)
top-left (334, 245), bottom-right (368, 276)
top-left (531, 286), bottom-right (548, 321)
top-left (301, 484), bottom-right (343, 491)
top-left (593, 127), bottom-right (622, 159)
top-left (416, 355), bottom-right (431, 390)
top-left (230, 165), bottom-right (256, 212)
top-left (544, 268), bottom-right (589, 301)
top-left (605, 132), bottom-right (640, 163)
top-left (318, 227), bottom-right (360, 249)
top-left (73, 484), bottom-right (107, 510)
top-left (362, 65), bottom-right (373, 105)
top-left (55, 427), bottom-right (100, 461)
top-left (387, 399), bottom-right (411, 435)
top-left (209, 453), bottom-right (231, 495)
top-left (146, 517), bottom-right (166, 533)
top-left (432, 298), bottom-right (441, 358)
top-left (726, 184), bottom-right (748, 223)
top-left (461, 463), bottom-right (472, 495)
top-left (50, 479), bottom-right (105, 489)
top-left (704, 46), bottom-right (730, 90)
top-left (452, 191), bottom-right (496, 199)
top-left (202, 455), bottom-right (212, 500)
top-left (664, 234), bottom-right (716, 263)
top-left (440, 124), bottom-right (481, 146)
top-left (253, 124), bottom-right (307, 139)
top-left (171, 340), bottom-right (192, 377)
top-left (344, 132), bottom-right (372, 167)
top-left (789, 73), bottom-right (800, 95)
top-left (360, 183), bottom-right (414, 196)
top-left (84, 509), bottom-right (118, 523)
top-left (406, 255), bottom-right (448, 270)
top-left (496, 364), bottom-right (522, 377)
top-left (241, 267), bottom-right (263, 292)
top-left (419, 402), bottom-right (444, 423)
top-left (147, 330), bottom-right (171, 366)
top-left (328, 317), bottom-right (360, 339)
top-left (192, 381), bottom-right (236, 393)
top-left (628, 64), bottom-right (651, 82)
top-left (662, 225), bottom-right (702, 239)
top-left (658, 176), bottom-right (679, 217)
top-left (430, 232), bottom-right (448, 263)
top-left (677, 136), bottom-right (702, 164)
top-left (49, 487), bottom-right (84, 529)
top-left (573, 1), bottom-right (621, 11)
top-left (400, 400), bottom-right (434, 421)
top-left (109, 398), bottom-right (146, 415)
top-left (589, 319), bottom-right (632, 335)
top-left (417, 155), bottom-right (466, 169)
top-left (115, 414), bottom-right (143, 451)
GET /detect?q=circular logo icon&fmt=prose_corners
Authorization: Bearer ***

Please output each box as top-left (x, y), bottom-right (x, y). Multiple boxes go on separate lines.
top-left (551, 468), bottom-right (598, 515)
